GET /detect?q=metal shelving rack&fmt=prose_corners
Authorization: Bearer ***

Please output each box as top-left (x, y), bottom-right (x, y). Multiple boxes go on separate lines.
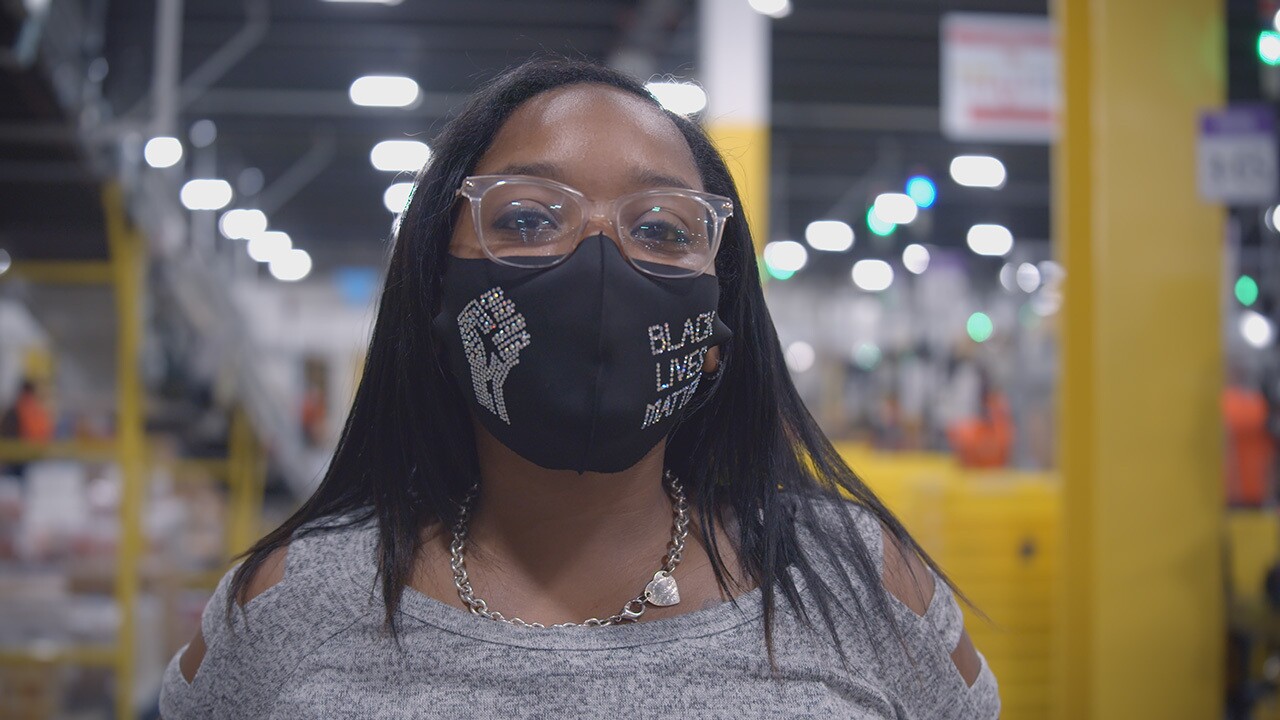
top-left (0, 184), bottom-right (266, 718)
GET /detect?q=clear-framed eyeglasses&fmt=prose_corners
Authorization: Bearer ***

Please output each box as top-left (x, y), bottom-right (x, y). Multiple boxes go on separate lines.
top-left (456, 175), bottom-right (733, 279)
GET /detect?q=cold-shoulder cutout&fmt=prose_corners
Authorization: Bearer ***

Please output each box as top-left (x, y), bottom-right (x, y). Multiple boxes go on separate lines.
top-left (950, 628), bottom-right (982, 687)
top-left (880, 524), bottom-right (935, 617)
top-left (879, 524), bottom-right (982, 687)
top-left (178, 622), bottom-right (208, 684)
top-left (239, 545), bottom-right (289, 607)
top-left (177, 545), bottom-right (289, 684)
top-left (162, 506), bottom-right (998, 718)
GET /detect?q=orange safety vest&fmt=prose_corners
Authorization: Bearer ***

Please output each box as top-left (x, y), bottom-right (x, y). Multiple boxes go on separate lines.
top-left (947, 392), bottom-right (1013, 468)
top-left (1223, 387), bottom-right (1275, 506)
top-left (16, 392), bottom-right (53, 443)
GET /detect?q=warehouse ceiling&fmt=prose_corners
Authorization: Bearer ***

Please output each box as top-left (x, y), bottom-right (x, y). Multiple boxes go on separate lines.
top-left (3, 0), bottom-right (1056, 275)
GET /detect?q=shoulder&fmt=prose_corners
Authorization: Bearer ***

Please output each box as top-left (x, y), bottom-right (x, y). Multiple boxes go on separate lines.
top-left (790, 493), bottom-right (1001, 719)
top-left (160, 514), bottom-right (379, 718)
top-left (790, 493), bottom-right (936, 598)
top-left (789, 493), bottom-right (886, 577)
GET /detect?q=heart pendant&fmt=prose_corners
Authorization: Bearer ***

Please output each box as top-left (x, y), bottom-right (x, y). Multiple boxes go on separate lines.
top-left (643, 570), bottom-right (680, 607)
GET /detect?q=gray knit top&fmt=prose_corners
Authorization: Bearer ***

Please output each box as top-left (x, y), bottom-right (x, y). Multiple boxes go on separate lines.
top-left (160, 500), bottom-right (999, 718)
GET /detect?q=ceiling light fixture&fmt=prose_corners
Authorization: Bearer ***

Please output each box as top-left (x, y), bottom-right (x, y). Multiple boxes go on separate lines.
top-left (748, 0), bottom-right (792, 19)
top-left (967, 224), bottom-right (1014, 256)
top-left (383, 182), bottom-right (414, 213)
top-left (804, 220), bottom-right (854, 252)
top-left (763, 240), bottom-right (808, 278)
top-left (644, 82), bottom-right (708, 115)
top-left (873, 193), bottom-right (919, 224)
top-left (370, 140), bottom-right (431, 172)
top-left (851, 260), bottom-right (894, 292)
top-left (247, 231), bottom-right (291, 263)
top-left (349, 75), bottom-right (419, 108)
top-left (180, 179), bottom-right (233, 210)
top-left (950, 155), bottom-right (1007, 188)
top-left (269, 248), bottom-right (313, 281)
top-left (144, 137), bottom-right (183, 168)
top-left (218, 209), bottom-right (268, 240)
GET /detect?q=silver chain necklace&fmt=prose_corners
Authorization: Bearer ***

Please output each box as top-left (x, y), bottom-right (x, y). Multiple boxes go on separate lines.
top-left (449, 469), bottom-right (690, 628)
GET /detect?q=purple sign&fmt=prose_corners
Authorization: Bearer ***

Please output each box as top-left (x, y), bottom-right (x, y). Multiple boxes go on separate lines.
top-left (1200, 105), bottom-right (1275, 136)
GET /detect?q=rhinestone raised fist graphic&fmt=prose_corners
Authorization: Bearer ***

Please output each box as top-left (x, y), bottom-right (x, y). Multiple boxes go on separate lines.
top-left (456, 287), bottom-right (531, 424)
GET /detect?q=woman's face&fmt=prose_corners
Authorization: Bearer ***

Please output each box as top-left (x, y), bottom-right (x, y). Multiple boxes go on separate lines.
top-left (449, 83), bottom-right (711, 274)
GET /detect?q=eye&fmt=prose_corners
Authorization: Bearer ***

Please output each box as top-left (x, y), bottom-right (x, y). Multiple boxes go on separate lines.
top-left (631, 221), bottom-right (688, 245)
top-left (490, 203), bottom-right (561, 241)
top-left (629, 209), bottom-right (693, 249)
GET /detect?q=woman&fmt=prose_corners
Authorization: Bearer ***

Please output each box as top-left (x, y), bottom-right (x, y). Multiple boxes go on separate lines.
top-left (161, 57), bottom-right (1000, 718)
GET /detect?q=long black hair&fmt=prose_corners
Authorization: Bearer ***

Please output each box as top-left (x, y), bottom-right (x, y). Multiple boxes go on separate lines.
top-left (230, 55), bottom-right (963, 673)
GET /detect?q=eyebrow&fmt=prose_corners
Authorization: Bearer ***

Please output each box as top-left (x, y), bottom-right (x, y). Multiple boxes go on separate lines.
top-left (495, 162), bottom-right (566, 181)
top-left (493, 162), bottom-right (694, 191)
top-left (629, 169), bottom-right (693, 191)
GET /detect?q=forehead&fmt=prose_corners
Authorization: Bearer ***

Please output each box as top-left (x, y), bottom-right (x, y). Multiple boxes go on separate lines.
top-left (473, 83), bottom-right (703, 193)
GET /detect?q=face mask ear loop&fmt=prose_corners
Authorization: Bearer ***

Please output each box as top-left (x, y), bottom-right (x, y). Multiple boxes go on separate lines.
top-left (701, 364), bottom-right (723, 387)
top-left (672, 344), bottom-right (729, 424)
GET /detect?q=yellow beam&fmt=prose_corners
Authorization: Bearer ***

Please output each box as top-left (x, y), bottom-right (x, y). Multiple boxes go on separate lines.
top-left (0, 260), bottom-right (113, 284)
top-left (0, 646), bottom-right (116, 667)
top-left (175, 569), bottom-right (228, 590)
top-left (1054, 1), bottom-right (1224, 718)
top-left (0, 439), bottom-right (117, 462)
top-left (103, 182), bottom-right (146, 720)
top-left (166, 457), bottom-right (232, 482)
top-left (0, 440), bottom-right (232, 480)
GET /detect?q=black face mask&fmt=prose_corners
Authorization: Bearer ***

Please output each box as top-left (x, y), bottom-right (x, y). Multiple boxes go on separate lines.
top-left (432, 234), bottom-right (732, 473)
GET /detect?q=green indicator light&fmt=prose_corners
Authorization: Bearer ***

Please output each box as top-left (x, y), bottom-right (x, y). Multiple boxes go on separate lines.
top-left (1260, 31), bottom-right (1280, 65)
top-left (1236, 275), bottom-right (1259, 306)
top-left (866, 206), bottom-right (896, 237)
top-left (967, 312), bottom-right (994, 343)
top-left (766, 265), bottom-right (796, 281)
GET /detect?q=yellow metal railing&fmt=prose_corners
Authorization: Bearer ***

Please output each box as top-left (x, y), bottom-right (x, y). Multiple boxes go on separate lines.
top-left (105, 180), bottom-right (146, 720)
top-left (226, 408), bottom-right (268, 558)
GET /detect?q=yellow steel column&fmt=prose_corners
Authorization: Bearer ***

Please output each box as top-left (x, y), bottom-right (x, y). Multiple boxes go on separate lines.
top-left (706, 124), bottom-right (769, 254)
top-left (1054, 1), bottom-right (1225, 718)
top-left (103, 182), bottom-right (146, 720)
top-left (700, 0), bottom-right (770, 253)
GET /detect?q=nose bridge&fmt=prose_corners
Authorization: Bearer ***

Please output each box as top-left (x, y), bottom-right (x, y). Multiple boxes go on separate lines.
top-left (581, 197), bottom-right (622, 246)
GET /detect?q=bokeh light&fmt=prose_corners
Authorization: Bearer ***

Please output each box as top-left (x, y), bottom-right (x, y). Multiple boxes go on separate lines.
top-left (764, 240), bottom-right (808, 279)
top-left (645, 82), bottom-right (708, 115)
top-left (1235, 275), bottom-right (1259, 307)
top-left (852, 259), bottom-right (894, 292)
top-left (866, 205), bottom-right (896, 236)
top-left (967, 312), bottom-right (994, 343)
top-left (784, 341), bottom-right (815, 372)
top-left (1241, 310), bottom-right (1274, 348)
top-left (905, 176), bottom-right (937, 208)
top-left (805, 220), bottom-right (855, 252)
top-left (902, 244), bottom-right (930, 274)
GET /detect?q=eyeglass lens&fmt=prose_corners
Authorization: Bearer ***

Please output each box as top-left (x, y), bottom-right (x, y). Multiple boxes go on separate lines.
top-left (474, 180), bottom-right (716, 277)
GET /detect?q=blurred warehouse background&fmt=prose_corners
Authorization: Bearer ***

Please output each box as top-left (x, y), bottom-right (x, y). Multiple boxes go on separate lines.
top-left (0, 0), bottom-right (1275, 717)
